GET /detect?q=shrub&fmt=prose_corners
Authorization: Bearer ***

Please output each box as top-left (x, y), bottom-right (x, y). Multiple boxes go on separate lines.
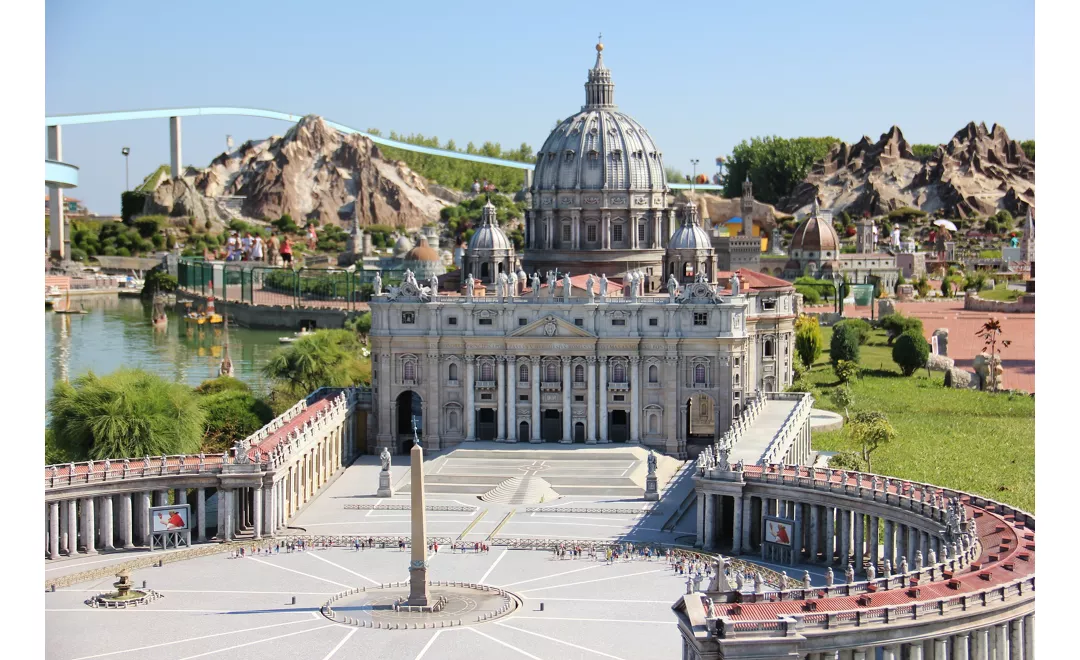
top-left (833, 359), bottom-right (860, 383)
top-left (879, 313), bottom-right (924, 345)
top-left (794, 315), bottom-right (823, 368)
top-left (915, 275), bottom-right (930, 298)
top-left (830, 385), bottom-right (854, 419)
top-left (941, 278), bottom-right (953, 298)
top-left (140, 267), bottom-right (178, 299)
top-left (892, 329), bottom-right (930, 376)
top-left (271, 214), bottom-right (300, 234)
top-left (133, 215), bottom-right (166, 238)
top-left (963, 273), bottom-right (988, 292)
top-left (829, 322), bottom-right (861, 367)
top-left (345, 311), bottom-right (372, 335)
top-left (195, 378), bottom-right (274, 453)
top-left (795, 285), bottom-right (821, 304)
top-left (833, 318), bottom-right (871, 345)
top-left (828, 450), bottom-right (864, 471)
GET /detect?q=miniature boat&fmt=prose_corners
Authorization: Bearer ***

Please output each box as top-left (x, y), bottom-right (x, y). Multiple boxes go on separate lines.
top-left (278, 327), bottom-right (313, 343)
top-left (54, 290), bottom-right (88, 315)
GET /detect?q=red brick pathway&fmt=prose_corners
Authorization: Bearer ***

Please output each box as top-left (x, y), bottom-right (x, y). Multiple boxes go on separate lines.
top-left (806, 301), bottom-right (1035, 392)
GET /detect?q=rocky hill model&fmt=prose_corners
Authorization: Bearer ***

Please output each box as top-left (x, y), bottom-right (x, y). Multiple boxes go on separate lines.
top-left (777, 122), bottom-right (1034, 219)
top-left (144, 115), bottom-right (451, 229)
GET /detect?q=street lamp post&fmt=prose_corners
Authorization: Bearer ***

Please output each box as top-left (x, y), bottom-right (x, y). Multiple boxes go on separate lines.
top-left (690, 159), bottom-right (699, 193)
top-left (833, 274), bottom-right (844, 316)
top-left (121, 147), bottom-right (131, 191)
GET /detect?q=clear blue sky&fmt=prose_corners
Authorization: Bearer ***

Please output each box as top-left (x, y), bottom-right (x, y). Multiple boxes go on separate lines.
top-left (46, 0), bottom-right (1034, 215)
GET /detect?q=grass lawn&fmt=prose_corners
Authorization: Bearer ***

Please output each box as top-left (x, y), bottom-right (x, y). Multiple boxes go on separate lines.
top-left (805, 327), bottom-right (1034, 512)
top-left (977, 282), bottom-right (1023, 302)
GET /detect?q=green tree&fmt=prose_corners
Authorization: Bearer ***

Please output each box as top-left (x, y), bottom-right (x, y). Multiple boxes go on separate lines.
top-left (1019, 140), bottom-right (1034, 160)
top-left (833, 318), bottom-right (871, 345)
top-left (848, 410), bottom-right (897, 472)
top-left (262, 329), bottom-right (369, 400)
top-left (665, 166), bottom-right (686, 184)
top-left (892, 329), bottom-right (930, 376)
top-left (48, 369), bottom-right (206, 461)
top-left (794, 315), bottom-right (823, 368)
top-left (345, 311), bottom-right (372, 336)
top-left (911, 144), bottom-right (937, 161)
top-left (833, 359), bottom-right (860, 383)
top-left (722, 136), bottom-right (839, 204)
top-left (830, 385), bottom-right (854, 421)
top-left (194, 377), bottom-right (273, 453)
top-left (879, 312), bottom-right (924, 345)
top-left (830, 322), bottom-right (861, 367)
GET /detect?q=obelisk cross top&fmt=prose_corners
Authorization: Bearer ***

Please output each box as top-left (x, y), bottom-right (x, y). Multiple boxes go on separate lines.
top-left (411, 415), bottom-right (422, 448)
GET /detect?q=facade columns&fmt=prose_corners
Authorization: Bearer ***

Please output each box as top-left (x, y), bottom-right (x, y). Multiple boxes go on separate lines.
top-left (972, 627), bottom-right (990, 660)
top-left (216, 489), bottom-right (227, 539)
top-left (506, 358), bottom-right (517, 442)
top-left (138, 491), bottom-right (151, 545)
top-left (883, 519), bottom-right (894, 568)
top-left (177, 488), bottom-right (188, 505)
top-left (882, 645), bottom-right (898, 660)
top-left (824, 506), bottom-right (835, 565)
top-left (599, 357), bottom-right (609, 443)
top-left (931, 639), bottom-right (947, 660)
top-left (223, 489), bottom-right (234, 541)
top-left (852, 650), bottom-right (867, 660)
top-left (731, 495), bottom-right (743, 554)
top-left (264, 484), bottom-right (275, 536)
top-left (530, 357), bottom-right (541, 442)
top-left (906, 643), bottom-right (923, 660)
top-left (953, 632), bottom-right (970, 659)
top-left (869, 515), bottom-right (880, 570)
top-left (696, 492), bottom-right (705, 546)
top-left (496, 356), bottom-right (507, 441)
top-left (840, 509), bottom-right (851, 566)
top-left (854, 513), bottom-right (864, 571)
top-left (59, 501), bottom-right (69, 555)
top-left (120, 494), bottom-right (133, 548)
top-left (907, 526), bottom-right (917, 568)
top-left (100, 495), bottom-right (114, 550)
top-left (464, 355), bottom-right (476, 441)
top-left (809, 505), bottom-right (820, 562)
top-left (81, 497), bottom-right (96, 554)
top-left (703, 493), bottom-right (716, 551)
top-left (48, 502), bottom-right (60, 559)
top-left (1023, 614), bottom-right (1034, 660)
top-left (586, 357), bottom-right (597, 443)
top-left (561, 356), bottom-right (572, 442)
top-left (792, 503), bottom-right (803, 561)
top-left (996, 623), bottom-right (1010, 660)
top-left (253, 487), bottom-right (264, 539)
top-left (629, 357), bottom-right (641, 442)
top-left (196, 488), bottom-right (206, 542)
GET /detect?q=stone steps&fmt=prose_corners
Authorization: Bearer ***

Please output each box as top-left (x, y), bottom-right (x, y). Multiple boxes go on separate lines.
top-left (480, 476), bottom-right (560, 506)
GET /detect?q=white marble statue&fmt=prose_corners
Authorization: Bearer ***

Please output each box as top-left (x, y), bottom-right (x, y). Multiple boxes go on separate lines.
top-left (586, 273), bottom-right (596, 302)
top-left (428, 273), bottom-right (438, 295)
top-left (599, 273), bottom-right (609, 297)
top-left (373, 271), bottom-right (383, 296)
top-left (730, 272), bottom-right (740, 296)
top-left (508, 270), bottom-right (517, 296)
top-left (498, 271), bottom-right (509, 300)
top-left (546, 271), bottom-right (556, 298)
top-left (465, 273), bottom-right (475, 299)
top-left (562, 271), bottom-right (572, 299)
top-left (404, 268), bottom-right (417, 288)
top-left (531, 272), bottom-right (541, 300)
top-left (647, 450), bottom-right (657, 476)
top-left (630, 272), bottom-right (640, 301)
top-left (380, 447), bottom-right (391, 471)
top-left (666, 274), bottom-right (678, 302)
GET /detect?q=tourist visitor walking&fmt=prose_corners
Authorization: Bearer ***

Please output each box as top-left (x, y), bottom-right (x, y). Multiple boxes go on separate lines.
top-left (281, 236), bottom-right (294, 268)
top-left (267, 231), bottom-right (280, 265)
top-left (252, 234), bottom-right (264, 261)
top-left (472, 179), bottom-right (481, 194)
top-left (225, 231), bottom-right (239, 261)
top-left (306, 223), bottom-right (318, 250)
top-left (241, 232), bottom-right (253, 260)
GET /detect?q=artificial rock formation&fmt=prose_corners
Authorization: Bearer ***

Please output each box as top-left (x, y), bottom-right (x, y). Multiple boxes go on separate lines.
top-left (779, 122), bottom-right (1034, 219)
top-left (145, 115), bottom-right (449, 229)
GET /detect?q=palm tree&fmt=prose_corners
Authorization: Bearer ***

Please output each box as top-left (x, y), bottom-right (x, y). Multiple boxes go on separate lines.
top-left (975, 317), bottom-right (1011, 392)
top-left (262, 329), bottom-right (367, 400)
top-left (48, 369), bottom-right (205, 461)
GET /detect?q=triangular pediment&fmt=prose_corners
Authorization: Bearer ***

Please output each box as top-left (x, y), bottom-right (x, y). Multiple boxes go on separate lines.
top-left (510, 314), bottom-right (595, 338)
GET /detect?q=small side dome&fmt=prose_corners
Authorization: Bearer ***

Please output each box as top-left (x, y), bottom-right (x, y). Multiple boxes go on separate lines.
top-left (667, 201), bottom-right (712, 250)
top-left (467, 201), bottom-right (514, 252)
top-left (393, 235), bottom-right (414, 257)
top-left (404, 237), bottom-right (439, 262)
top-left (789, 202), bottom-right (840, 253)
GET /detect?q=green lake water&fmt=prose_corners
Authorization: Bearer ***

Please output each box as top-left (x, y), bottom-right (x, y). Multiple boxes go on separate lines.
top-left (45, 296), bottom-right (287, 403)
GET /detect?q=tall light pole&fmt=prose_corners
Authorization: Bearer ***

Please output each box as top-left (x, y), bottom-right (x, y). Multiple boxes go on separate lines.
top-left (121, 147), bottom-right (130, 191)
top-left (690, 159), bottom-right (699, 193)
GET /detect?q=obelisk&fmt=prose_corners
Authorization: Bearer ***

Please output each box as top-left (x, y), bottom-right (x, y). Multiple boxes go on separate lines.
top-left (407, 427), bottom-right (430, 606)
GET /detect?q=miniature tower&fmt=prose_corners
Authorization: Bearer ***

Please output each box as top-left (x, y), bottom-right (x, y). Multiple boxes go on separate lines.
top-left (855, 216), bottom-right (875, 254)
top-left (740, 176), bottom-right (754, 237)
top-left (407, 422), bottom-right (430, 606)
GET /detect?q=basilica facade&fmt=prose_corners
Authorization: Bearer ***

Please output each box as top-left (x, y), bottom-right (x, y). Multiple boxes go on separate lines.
top-left (367, 41), bottom-right (798, 459)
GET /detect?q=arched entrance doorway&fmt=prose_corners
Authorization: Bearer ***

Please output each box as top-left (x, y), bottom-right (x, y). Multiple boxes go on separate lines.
top-left (574, 421), bottom-right (585, 443)
top-left (609, 410), bottom-right (628, 442)
top-left (541, 410), bottom-right (561, 442)
top-left (686, 394), bottom-right (714, 454)
top-left (396, 391), bottom-right (422, 454)
top-left (518, 421), bottom-right (529, 443)
top-left (477, 408), bottom-right (497, 441)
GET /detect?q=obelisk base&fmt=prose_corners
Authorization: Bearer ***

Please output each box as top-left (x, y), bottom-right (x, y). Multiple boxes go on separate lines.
top-left (644, 475), bottom-right (660, 501)
top-left (407, 561), bottom-right (430, 606)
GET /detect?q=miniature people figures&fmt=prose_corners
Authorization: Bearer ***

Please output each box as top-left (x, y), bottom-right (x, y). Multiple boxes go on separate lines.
top-left (530, 271), bottom-right (540, 297)
top-left (928, 549), bottom-right (937, 566)
top-left (373, 271), bottom-right (383, 296)
top-left (915, 550), bottom-right (923, 571)
top-left (884, 559), bottom-right (892, 579)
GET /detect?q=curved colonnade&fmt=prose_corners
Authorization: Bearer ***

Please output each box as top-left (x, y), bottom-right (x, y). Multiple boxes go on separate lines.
top-left (43, 389), bottom-right (360, 559)
top-left (678, 465), bottom-right (1035, 659)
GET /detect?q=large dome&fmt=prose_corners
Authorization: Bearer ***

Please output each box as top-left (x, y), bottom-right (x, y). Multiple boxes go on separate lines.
top-left (789, 202), bottom-right (840, 254)
top-left (533, 44), bottom-right (666, 193)
top-left (468, 201), bottom-right (514, 252)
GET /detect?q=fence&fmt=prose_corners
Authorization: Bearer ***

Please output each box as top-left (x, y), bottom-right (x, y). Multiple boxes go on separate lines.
top-left (176, 258), bottom-right (382, 311)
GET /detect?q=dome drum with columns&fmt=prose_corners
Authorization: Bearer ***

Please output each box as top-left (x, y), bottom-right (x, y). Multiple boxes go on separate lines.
top-left (523, 40), bottom-right (674, 285)
top-left (465, 200), bottom-right (517, 283)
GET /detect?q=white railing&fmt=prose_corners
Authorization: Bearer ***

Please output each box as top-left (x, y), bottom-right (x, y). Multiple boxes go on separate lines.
top-left (760, 393), bottom-right (812, 465)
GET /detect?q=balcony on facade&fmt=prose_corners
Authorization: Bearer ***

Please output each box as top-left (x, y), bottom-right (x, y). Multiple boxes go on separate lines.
top-left (540, 381), bottom-right (563, 392)
top-left (474, 380), bottom-right (497, 390)
top-left (607, 381), bottom-right (629, 391)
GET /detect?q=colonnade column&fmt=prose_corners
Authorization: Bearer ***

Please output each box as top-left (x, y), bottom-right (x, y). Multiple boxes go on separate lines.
top-left (869, 515), bottom-right (880, 571)
top-left (972, 627), bottom-right (990, 660)
top-left (530, 357), bottom-right (541, 442)
top-left (216, 489), bottom-right (226, 540)
top-left (695, 492), bottom-right (705, 546)
top-left (586, 357), bottom-right (597, 443)
top-left (852, 649), bottom-right (868, 660)
top-left (1024, 614), bottom-right (1034, 659)
top-left (883, 520), bottom-right (894, 568)
top-left (100, 495), bottom-right (114, 550)
top-left (120, 494), bottom-right (133, 548)
top-left (196, 488), bottom-right (206, 542)
top-left (506, 358), bottom-right (517, 443)
top-left (59, 502), bottom-right (69, 555)
top-left (995, 624), bottom-right (1010, 660)
top-left (906, 642), bottom-right (924, 659)
top-left (223, 489), bottom-right (234, 541)
top-left (48, 502), bottom-right (59, 559)
top-left (253, 486), bottom-right (263, 539)
top-left (599, 357), bottom-right (609, 443)
top-left (496, 356), bottom-right (507, 441)
top-left (703, 493), bottom-right (716, 551)
top-left (932, 638), bottom-right (947, 660)
top-left (907, 526), bottom-right (917, 568)
top-left (629, 357), bottom-right (641, 443)
top-left (138, 491), bottom-right (151, 545)
top-left (952, 632), bottom-right (970, 659)
top-left (740, 495), bottom-right (752, 552)
top-left (264, 484), bottom-right (275, 536)
top-left (840, 510), bottom-right (850, 566)
top-left (809, 505), bottom-right (820, 562)
top-left (67, 500), bottom-right (78, 555)
top-left (792, 503), bottom-right (803, 561)
top-left (464, 355), bottom-right (476, 442)
top-left (824, 506), bottom-right (835, 565)
top-left (561, 356), bottom-right (572, 442)
top-left (853, 513), bottom-right (864, 570)
top-left (80, 497), bottom-right (96, 554)
top-left (731, 495), bottom-right (743, 554)
top-left (881, 645), bottom-right (899, 660)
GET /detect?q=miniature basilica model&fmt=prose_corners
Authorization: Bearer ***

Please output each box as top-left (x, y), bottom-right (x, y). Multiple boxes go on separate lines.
top-left (368, 41), bottom-right (799, 458)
